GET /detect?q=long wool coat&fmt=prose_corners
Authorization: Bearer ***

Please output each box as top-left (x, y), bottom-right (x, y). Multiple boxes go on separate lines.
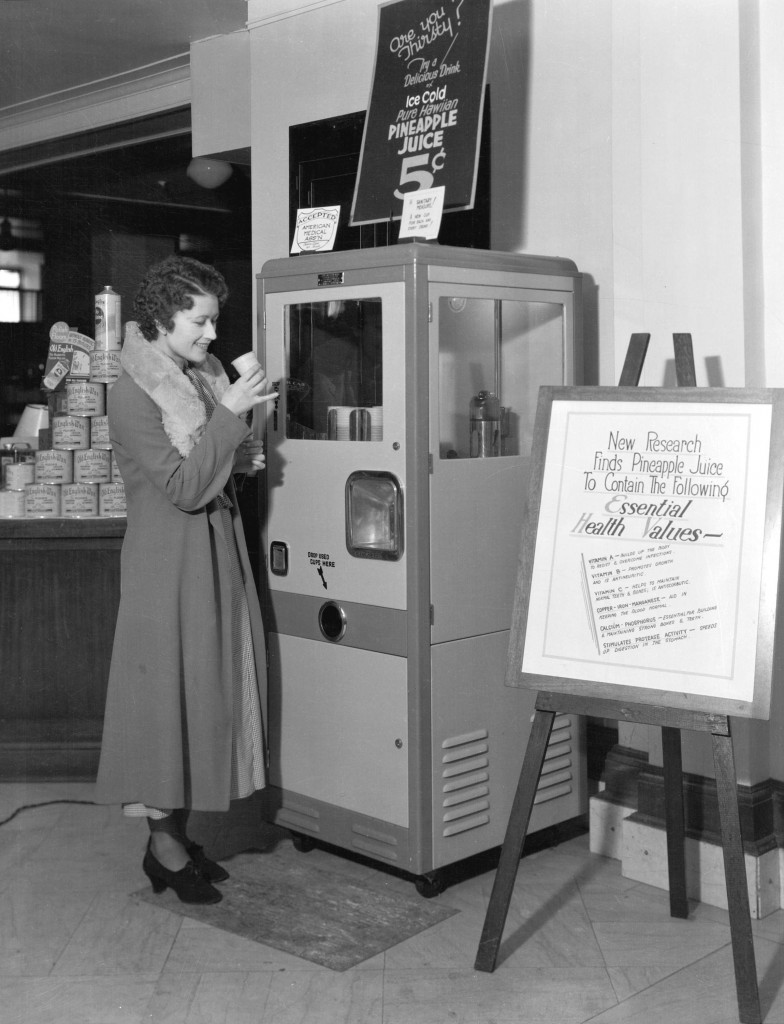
top-left (95, 324), bottom-right (267, 811)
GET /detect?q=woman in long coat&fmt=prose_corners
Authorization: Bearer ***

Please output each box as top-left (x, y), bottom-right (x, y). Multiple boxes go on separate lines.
top-left (96, 256), bottom-right (275, 904)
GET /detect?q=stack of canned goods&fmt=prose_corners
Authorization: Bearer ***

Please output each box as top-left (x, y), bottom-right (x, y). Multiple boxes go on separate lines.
top-left (0, 286), bottom-right (127, 520)
top-left (41, 383), bottom-right (124, 519)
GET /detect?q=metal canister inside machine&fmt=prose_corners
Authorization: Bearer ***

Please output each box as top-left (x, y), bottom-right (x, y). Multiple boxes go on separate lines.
top-left (469, 390), bottom-right (501, 457)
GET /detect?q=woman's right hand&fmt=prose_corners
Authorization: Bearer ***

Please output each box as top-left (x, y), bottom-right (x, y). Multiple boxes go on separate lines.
top-left (219, 365), bottom-right (277, 418)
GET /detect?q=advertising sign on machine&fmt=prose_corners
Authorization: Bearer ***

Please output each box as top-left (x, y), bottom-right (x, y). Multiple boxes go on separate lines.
top-left (351, 0), bottom-right (492, 226)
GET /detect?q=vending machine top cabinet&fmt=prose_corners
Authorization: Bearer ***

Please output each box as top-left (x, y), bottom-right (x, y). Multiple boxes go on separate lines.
top-left (259, 242), bottom-right (582, 631)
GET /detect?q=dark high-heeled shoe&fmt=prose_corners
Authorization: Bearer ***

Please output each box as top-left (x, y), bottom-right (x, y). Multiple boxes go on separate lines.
top-left (142, 843), bottom-right (222, 904)
top-left (186, 842), bottom-right (230, 883)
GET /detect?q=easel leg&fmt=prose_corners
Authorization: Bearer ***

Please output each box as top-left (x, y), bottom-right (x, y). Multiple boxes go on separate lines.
top-left (474, 707), bottom-right (555, 973)
top-left (661, 726), bottom-right (688, 918)
top-left (712, 729), bottom-right (761, 1024)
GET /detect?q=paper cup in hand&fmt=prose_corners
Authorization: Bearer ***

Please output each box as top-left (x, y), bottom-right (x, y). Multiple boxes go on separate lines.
top-left (232, 352), bottom-right (262, 375)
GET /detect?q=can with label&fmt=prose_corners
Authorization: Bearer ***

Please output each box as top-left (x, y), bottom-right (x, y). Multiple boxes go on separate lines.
top-left (94, 285), bottom-right (122, 350)
top-left (99, 480), bottom-right (126, 517)
top-left (66, 380), bottom-right (105, 417)
top-left (3, 444), bottom-right (34, 487)
top-left (1, 441), bottom-right (15, 471)
top-left (52, 414), bottom-right (90, 450)
top-left (110, 451), bottom-right (121, 481)
top-left (4, 460), bottom-right (35, 490)
top-left (0, 489), bottom-right (26, 518)
top-left (90, 415), bottom-right (111, 448)
top-left (74, 448), bottom-right (112, 483)
top-left (46, 388), bottom-right (69, 421)
top-left (90, 348), bottom-right (121, 384)
top-left (61, 482), bottom-right (99, 518)
top-left (35, 448), bottom-right (73, 484)
top-left (24, 482), bottom-right (61, 518)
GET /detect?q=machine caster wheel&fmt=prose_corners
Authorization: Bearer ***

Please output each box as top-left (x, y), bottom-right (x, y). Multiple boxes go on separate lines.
top-left (291, 833), bottom-right (317, 853)
top-left (415, 871), bottom-right (446, 898)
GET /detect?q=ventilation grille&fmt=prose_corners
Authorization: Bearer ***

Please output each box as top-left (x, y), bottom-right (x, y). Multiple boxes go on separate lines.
top-left (440, 728), bottom-right (491, 837)
top-left (276, 800), bottom-right (321, 835)
top-left (439, 714), bottom-right (575, 836)
top-left (535, 714), bottom-right (575, 805)
top-left (351, 822), bottom-right (401, 863)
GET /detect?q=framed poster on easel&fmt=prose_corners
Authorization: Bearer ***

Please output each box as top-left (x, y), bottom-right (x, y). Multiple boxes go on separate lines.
top-left (509, 385), bottom-right (784, 719)
top-left (475, 368), bottom-right (784, 1024)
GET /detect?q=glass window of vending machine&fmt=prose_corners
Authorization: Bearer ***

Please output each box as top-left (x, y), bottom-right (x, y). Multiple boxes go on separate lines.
top-left (436, 296), bottom-right (566, 460)
top-left (284, 297), bottom-right (383, 442)
top-left (260, 245), bottom-right (586, 895)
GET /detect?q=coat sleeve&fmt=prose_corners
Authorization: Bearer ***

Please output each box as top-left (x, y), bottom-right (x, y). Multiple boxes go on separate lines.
top-left (109, 378), bottom-right (250, 511)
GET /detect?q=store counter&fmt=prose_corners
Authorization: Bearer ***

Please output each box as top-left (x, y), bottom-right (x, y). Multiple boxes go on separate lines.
top-left (0, 517), bottom-right (125, 779)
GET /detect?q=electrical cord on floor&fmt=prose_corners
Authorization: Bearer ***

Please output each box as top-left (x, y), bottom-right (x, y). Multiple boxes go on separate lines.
top-left (0, 800), bottom-right (96, 827)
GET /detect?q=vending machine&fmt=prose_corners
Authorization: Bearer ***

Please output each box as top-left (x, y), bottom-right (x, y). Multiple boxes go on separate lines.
top-left (258, 243), bottom-right (586, 894)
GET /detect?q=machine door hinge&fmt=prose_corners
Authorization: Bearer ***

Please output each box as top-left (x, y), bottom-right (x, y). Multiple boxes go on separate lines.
top-left (428, 301), bottom-right (433, 323)
top-left (428, 453), bottom-right (434, 474)
top-left (430, 604), bottom-right (435, 625)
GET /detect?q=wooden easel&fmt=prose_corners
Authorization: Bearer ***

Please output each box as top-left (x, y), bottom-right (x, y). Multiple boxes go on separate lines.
top-left (474, 335), bottom-right (762, 1024)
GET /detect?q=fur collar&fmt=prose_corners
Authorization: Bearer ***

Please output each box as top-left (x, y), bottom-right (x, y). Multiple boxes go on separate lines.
top-left (120, 321), bottom-right (229, 456)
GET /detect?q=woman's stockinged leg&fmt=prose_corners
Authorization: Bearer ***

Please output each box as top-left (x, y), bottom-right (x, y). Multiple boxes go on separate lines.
top-left (173, 807), bottom-right (230, 883)
top-left (143, 810), bottom-right (222, 904)
top-left (147, 811), bottom-right (190, 871)
top-left (147, 808), bottom-right (230, 883)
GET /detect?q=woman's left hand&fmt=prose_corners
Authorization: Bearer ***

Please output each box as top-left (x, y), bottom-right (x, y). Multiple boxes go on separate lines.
top-left (234, 439), bottom-right (265, 475)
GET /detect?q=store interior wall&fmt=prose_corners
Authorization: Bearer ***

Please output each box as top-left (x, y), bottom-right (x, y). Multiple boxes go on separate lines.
top-left (246, 0), bottom-right (783, 795)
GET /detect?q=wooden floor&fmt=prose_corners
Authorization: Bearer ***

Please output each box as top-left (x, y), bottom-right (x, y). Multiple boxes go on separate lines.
top-left (3, 780), bottom-right (784, 1023)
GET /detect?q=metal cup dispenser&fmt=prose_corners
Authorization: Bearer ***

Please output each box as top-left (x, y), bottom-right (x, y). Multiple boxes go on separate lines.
top-left (469, 389), bottom-right (501, 457)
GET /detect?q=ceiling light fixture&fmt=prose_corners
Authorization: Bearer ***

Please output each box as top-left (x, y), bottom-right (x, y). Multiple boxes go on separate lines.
top-left (186, 157), bottom-right (233, 189)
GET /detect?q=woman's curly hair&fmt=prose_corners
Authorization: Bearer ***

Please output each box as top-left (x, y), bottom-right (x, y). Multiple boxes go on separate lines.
top-left (132, 255), bottom-right (229, 340)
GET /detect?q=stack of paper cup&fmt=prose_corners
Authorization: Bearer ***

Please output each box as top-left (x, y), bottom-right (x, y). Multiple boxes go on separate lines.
top-left (327, 406), bottom-right (352, 441)
top-left (349, 407), bottom-right (371, 441)
top-left (369, 405), bottom-right (383, 442)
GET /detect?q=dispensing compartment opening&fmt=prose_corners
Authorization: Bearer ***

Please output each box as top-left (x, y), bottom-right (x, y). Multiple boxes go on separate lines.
top-left (345, 470), bottom-right (403, 560)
